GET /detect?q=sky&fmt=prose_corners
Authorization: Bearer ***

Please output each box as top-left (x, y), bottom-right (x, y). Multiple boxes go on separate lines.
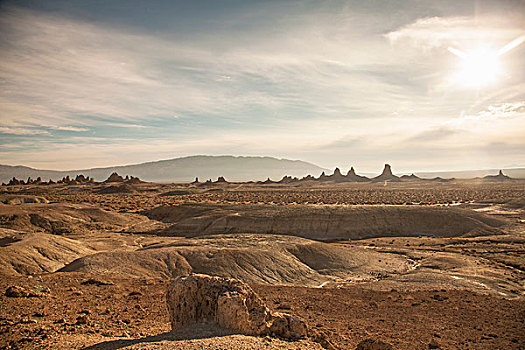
top-left (0, 0), bottom-right (524, 172)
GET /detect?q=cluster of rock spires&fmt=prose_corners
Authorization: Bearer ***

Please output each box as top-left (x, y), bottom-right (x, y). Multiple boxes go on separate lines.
top-left (258, 164), bottom-right (513, 184)
top-left (4, 174), bottom-right (95, 186)
top-left (250, 164), bottom-right (415, 184)
top-left (190, 164), bottom-right (514, 185)
top-left (3, 172), bottom-right (143, 186)
top-left (103, 172), bottom-right (143, 184)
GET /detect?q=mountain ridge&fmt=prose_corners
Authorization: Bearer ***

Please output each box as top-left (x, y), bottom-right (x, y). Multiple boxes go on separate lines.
top-left (0, 155), bottom-right (327, 183)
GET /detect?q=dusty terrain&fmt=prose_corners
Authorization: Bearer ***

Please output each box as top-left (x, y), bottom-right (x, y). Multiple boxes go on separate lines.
top-left (0, 181), bottom-right (524, 349)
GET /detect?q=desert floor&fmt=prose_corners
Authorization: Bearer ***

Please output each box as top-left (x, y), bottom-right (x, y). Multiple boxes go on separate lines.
top-left (0, 181), bottom-right (524, 349)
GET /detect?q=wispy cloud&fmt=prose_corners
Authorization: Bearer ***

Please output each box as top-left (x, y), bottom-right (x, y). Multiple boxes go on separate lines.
top-left (0, 126), bottom-right (49, 135)
top-left (407, 127), bottom-right (458, 142)
top-left (385, 16), bottom-right (523, 51)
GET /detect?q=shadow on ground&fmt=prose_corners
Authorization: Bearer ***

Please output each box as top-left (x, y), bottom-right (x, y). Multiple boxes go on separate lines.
top-left (82, 325), bottom-right (234, 350)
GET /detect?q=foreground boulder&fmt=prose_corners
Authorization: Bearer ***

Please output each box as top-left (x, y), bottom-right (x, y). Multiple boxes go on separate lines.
top-left (167, 274), bottom-right (310, 339)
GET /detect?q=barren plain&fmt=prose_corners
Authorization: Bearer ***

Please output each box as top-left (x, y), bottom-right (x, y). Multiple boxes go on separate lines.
top-left (1, 180), bottom-right (524, 349)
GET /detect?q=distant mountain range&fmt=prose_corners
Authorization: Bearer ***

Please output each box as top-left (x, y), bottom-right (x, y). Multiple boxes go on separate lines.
top-left (1, 156), bottom-right (524, 183)
top-left (0, 156), bottom-right (327, 183)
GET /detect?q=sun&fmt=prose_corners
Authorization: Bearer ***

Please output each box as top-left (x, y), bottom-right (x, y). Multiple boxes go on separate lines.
top-left (458, 49), bottom-right (500, 87)
top-left (450, 47), bottom-right (500, 87)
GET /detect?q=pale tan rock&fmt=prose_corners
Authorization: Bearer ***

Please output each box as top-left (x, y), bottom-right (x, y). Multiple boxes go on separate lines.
top-left (166, 274), bottom-right (308, 339)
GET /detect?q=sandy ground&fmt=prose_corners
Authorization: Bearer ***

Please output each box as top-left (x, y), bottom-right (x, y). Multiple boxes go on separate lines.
top-left (0, 181), bottom-right (524, 349)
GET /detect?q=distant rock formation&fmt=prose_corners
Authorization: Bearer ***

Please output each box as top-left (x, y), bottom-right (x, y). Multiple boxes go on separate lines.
top-left (301, 174), bottom-right (315, 181)
top-left (104, 172), bottom-right (125, 183)
top-left (5, 174), bottom-right (94, 186)
top-left (125, 176), bottom-right (143, 184)
top-left (326, 167), bottom-right (346, 182)
top-left (317, 171), bottom-right (328, 181)
top-left (371, 164), bottom-right (401, 183)
top-left (215, 176), bottom-right (228, 183)
top-left (430, 176), bottom-right (451, 183)
top-left (8, 177), bottom-right (21, 186)
top-left (483, 170), bottom-right (512, 182)
top-left (400, 173), bottom-right (420, 181)
top-left (166, 274), bottom-right (334, 348)
top-left (260, 177), bottom-right (275, 184)
top-left (278, 175), bottom-right (299, 184)
top-left (345, 167), bottom-right (370, 182)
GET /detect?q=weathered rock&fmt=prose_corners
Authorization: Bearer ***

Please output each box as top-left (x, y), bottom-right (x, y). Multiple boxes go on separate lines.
top-left (166, 274), bottom-right (308, 339)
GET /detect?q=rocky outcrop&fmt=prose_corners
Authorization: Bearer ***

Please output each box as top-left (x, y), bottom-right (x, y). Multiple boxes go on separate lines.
top-left (104, 172), bottom-right (125, 183)
top-left (327, 168), bottom-right (346, 182)
top-left (215, 176), bottom-right (228, 183)
top-left (483, 170), bottom-right (512, 182)
top-left (278, 175), bottom-right (299, 184)
top-left (125, 176), bottom-right (143, 184)
top-left (317, 172), bottom-right (328, 181)
top-left (345, 167), bottom-right (370, 182)
top-left (371, 164), bottom-right (401, 182)
top-left (167, 274), bottom-right (309, 338)
top-left (400, 173), bottom-right (420, 181)
top-left (8, 177), bottom-right (22, 186)
top-left (166, 274), bottom-right (336, 347)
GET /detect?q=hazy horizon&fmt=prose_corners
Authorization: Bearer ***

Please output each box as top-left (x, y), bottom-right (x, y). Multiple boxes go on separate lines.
top-left (1, 1), bottom-right (524, 172)
top-left (2, 154), bottom-right (524, 176)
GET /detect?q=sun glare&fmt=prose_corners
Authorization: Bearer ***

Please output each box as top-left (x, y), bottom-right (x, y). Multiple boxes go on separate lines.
top-left (454, 48), bottom-right (500, 87)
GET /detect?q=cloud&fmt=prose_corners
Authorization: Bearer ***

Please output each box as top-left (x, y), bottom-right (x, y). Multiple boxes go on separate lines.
top-left (461, 101), bottom-right (525, 122)
top-left (385, 16), bottom-right (524, 51)
top-left (320, 136), bottom-right (363, 150)
top-left (51, 126), bottom-right (89, 132)
top-left (407, 127), bottom-right (458, 142)
top-left (0, 126), bottom-right (49, 135)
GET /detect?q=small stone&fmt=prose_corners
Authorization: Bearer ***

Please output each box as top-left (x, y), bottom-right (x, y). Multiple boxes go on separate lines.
top-left (76, 315), bottom-right (89, 325)
top-left (5, 286), bottom-right (28, 297)
top-left (429, 338), bottom-right (441, 349)
top-left (81, 278), bottom-right (114, 286)
top-left (355, 338), bottom-right (393, 350)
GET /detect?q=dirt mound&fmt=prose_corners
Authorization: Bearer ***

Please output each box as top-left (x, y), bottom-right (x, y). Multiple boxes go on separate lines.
top-left (503, 198), bottom-right (525, 209)
top-left (0, 194), bottom-right (49, 204)
top-left (0, 203), bottom-right (143, 235)
top-left (59, 249), bottom-right (192, 279)
top-left (0, 232), bottom-right (94, 275)
top-left (167, 274), bottom-right (309, 339)
top-left (144, 203), bottom-right (505, 240)
top-left (95, 184), bottom-right (137, 194)
top-left (59, 234), bottom-right (411, 285)
top-left (160, 190), bottom-right (192, 196)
